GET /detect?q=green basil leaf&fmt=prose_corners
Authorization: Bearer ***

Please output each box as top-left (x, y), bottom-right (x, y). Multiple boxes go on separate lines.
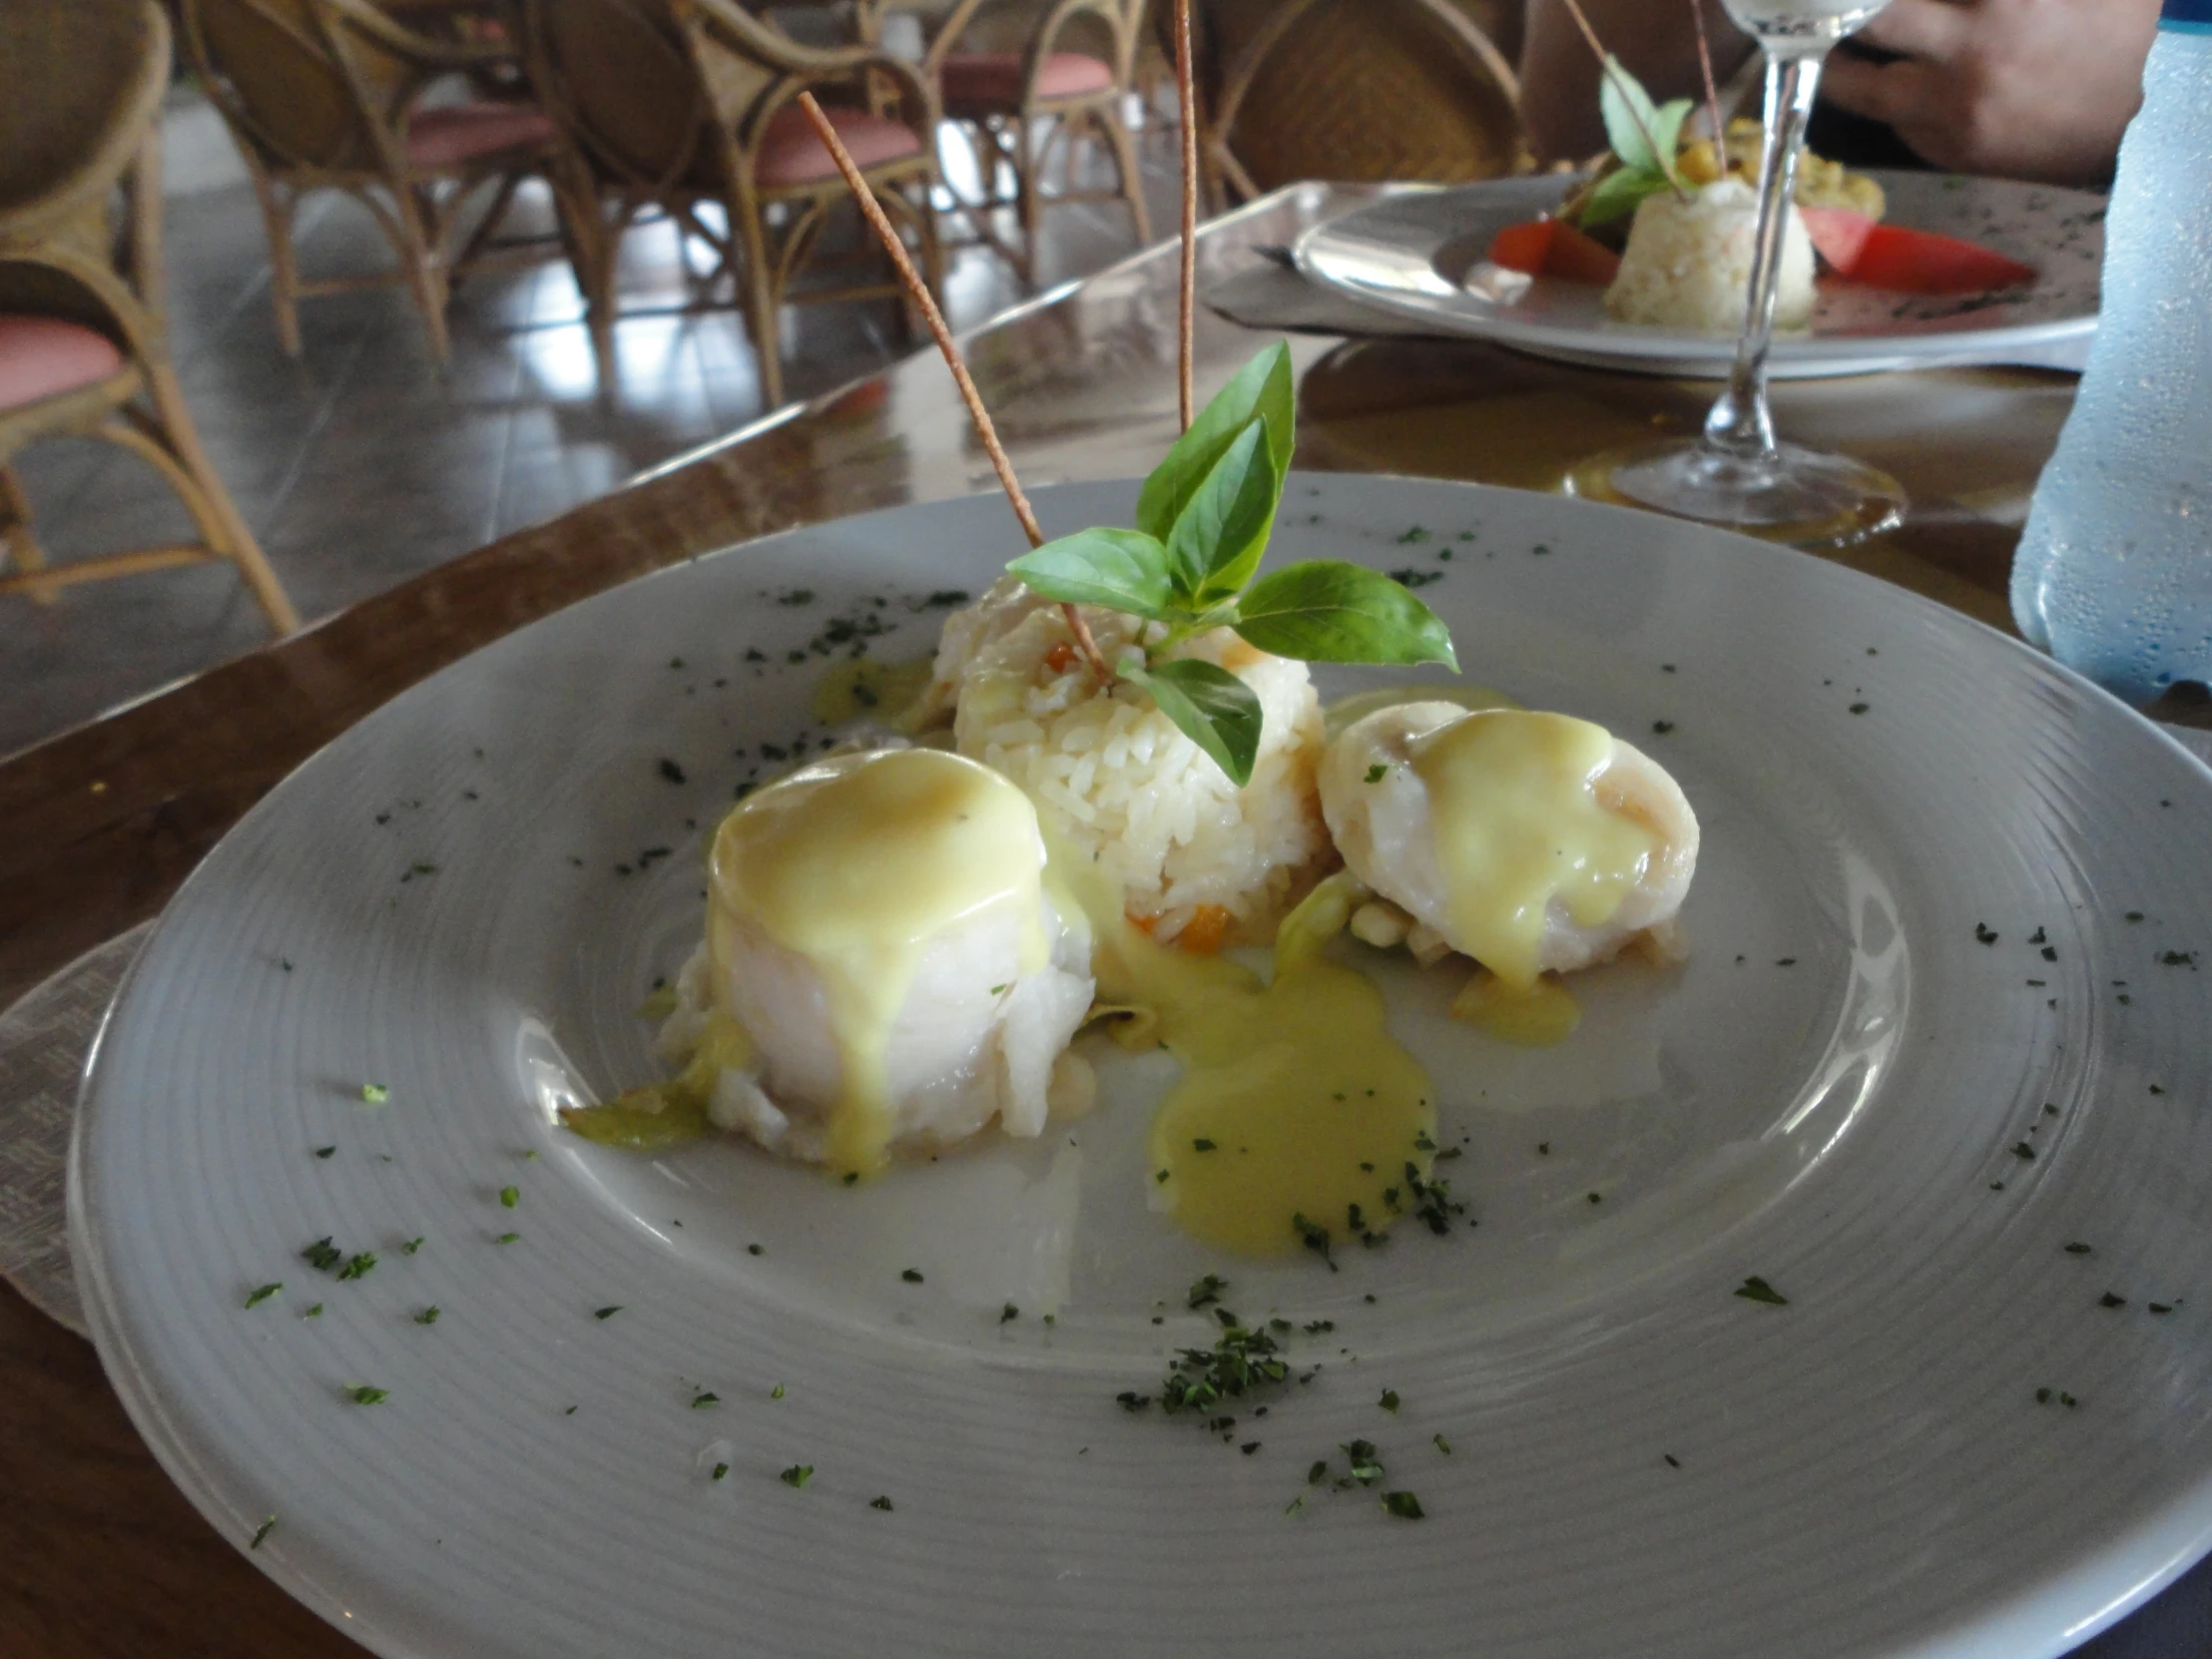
top-left (1649, 97), bottom-right (1694, 168)
top-left (1166, 418), bottom-right (1281, 605)
top-left (1135, 342), bottom-right (1295, 546)
top-left (1230, 562), bottom-right (1458, 670)
top-left (1575, 165), bottom-right (1668, 231)
top-left (1007, 527), bottom-right (1175, 619)
top-left (1598, 53), bottom-right (1665, 174)
top-left (1119, 656), bottom-right (1264, 788)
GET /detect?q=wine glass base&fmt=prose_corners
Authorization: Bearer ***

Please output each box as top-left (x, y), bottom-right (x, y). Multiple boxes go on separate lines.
top-left (1568, 439), bottom-right (1907, 549)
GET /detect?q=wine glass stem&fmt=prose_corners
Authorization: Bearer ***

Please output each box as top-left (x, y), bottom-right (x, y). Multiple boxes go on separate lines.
top-left (1702, 47), bottom-right (1829, 460)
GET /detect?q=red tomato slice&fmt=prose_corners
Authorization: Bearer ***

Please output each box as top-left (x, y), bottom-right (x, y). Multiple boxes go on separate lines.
top-left (1542, 221), bottom-right (1622, 284)
top-left (1848, 224), bottom-right (2038, 294)
top-left (1487, 218), bottom-right (1555, 276)
top-left (1799, 206), bottom-right (1877, 275)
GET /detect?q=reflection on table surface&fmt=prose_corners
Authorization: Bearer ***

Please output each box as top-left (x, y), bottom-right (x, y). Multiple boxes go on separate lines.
top-left (0, 180), bottom-right (2202, 1659)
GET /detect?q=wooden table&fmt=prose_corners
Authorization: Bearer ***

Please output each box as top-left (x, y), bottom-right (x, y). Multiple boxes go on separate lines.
top-left (2, 182), bottom-right (2203, 1656)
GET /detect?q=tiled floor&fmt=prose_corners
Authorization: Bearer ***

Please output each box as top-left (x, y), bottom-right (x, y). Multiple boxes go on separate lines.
top-left (0, 100), bottom-right (1184, 761)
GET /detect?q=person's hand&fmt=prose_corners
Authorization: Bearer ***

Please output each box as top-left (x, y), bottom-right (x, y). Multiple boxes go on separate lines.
top-left (1821, 0), bottom-right (2161, 187)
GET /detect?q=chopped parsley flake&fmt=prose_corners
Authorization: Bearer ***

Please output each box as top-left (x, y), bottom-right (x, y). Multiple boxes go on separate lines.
top-left (1433, 1433), bottom-right (1452, 1455)
top-left (1364, 764), bottom-right (1389, 784)
top-left (2099, 1292), bottom-right (2127, 1309)
top-left (400, 1237), bottom-right (423, 1255)
top-left (1734, 1276), bottom-right (1788, 1307)
top-left (336, 1252), bottom-right (376, 1281)
top-left (780, 1464), bottom-right (813, 1488)
top-left (250, 1515), bottom-right (277, 1549)
top-left (712, 1462), bottom-right (729, 1481)
top-left (1651, 720), bottom-right (1675, 735)
top-left (691, 1391), bottom-right (721, 1408)
top-left (771, 1383), bottom-right (786, 1399)
top-left (1187, 1274), bottom-right (1228, 1310)
top-left (495, 1232), bottom-right (520, 1245)
top-left (747, 1244), bottom-right (764, 1256)
top-left (1974, 922), bottom-right (1998, 945)
top-left (360, 1084), bottom-right (389, 1104)
top-left (1291, 1212), bottom-right (1336, 1269)
top-left (1379, 1389), bottom-right (1400, 1413)
top-left (2011, 1142), bottom-right (2036, 1161)
top-left (298, 1238), bottom-right (340, 1283)
top-left (900, 1269), bottom-right (924, 1284)
top-left (594, 1306), bottom-right (622, 1320)
top-left (1192, 1137), bottom-right (1217, 1152)
top-left (870, 1495), bottom-right (894, 1510)
top-left (499, 1186), bottom-right (519, 1209)
top-left (347, 1385), bottom-right (388, 1405)
top-left (2064, 1243), bottom-right (2092, 1256)
top-left (414, 1307), bottom-right (440, 1326)
top-left (313, 1146), bottom-right (335, 1160)
top-left (245, 1283), bottom-right (281, 1309)
top-left (1664, 1452), bottom-right (1681, 1468)
top-left (658, 758), bottom-right (688, 785)
top-left (1382, 1491), bottom-right (1425, 1520)
top-left (303, 1304), bottom-right (322, 1318)
top-left (999, 1303), bottom-right (1019, 1324)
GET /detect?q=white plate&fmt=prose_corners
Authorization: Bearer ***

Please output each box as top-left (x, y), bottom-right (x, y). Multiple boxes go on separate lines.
top-left (73, 477), bottom-right (2212, 1659)
top-left (1294, 174), bottom-right (2104, 377)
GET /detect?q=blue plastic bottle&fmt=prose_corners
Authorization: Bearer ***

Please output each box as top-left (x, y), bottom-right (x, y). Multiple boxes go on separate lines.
top-left (2010, 0), bottom-right (2212, 707)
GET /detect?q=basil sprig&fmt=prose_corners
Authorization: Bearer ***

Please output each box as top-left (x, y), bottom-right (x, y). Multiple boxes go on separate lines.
top-left (1579, 55), bottom-right (1694, 229)
top-left (1005, 342), bottom-right (1456, 786)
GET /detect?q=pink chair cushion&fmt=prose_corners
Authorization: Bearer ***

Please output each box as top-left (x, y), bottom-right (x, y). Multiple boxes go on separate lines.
top-left (940, 51), bottom-right (1115, 108)
top-left (756, 104), bottom-right (925, 188)
top-left (405, 102), bottom-right (556, 171)
top-left (0, 314), bottom-right (125, 412)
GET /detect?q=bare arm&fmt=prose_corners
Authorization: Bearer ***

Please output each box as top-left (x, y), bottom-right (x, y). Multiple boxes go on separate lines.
top-left (1519, 0), bottom-right (1754, 165)
top-left (1822, 0), bottom-right (2160, 187)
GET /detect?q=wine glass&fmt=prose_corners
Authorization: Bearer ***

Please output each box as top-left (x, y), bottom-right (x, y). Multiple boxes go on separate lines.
top-left (1577, 0), bottom-right (1907, 547)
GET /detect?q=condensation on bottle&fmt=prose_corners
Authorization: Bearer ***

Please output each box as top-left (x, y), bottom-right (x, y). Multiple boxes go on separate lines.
top-left (2010, 1), bottom-right (2212, 707)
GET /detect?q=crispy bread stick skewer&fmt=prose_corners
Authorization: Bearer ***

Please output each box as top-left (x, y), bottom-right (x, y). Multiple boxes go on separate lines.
top-left (792, 93), bottom-right (1112, 685)
top-left (1174, 0), bottom-right (1198, 431)
top-left (1690, 0), bottom-right (1725, 153)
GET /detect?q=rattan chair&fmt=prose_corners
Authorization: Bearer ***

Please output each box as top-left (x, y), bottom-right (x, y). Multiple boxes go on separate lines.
top-left (517, 0), bottom-right (945, 408)
top-left (1179, 0), bottom-right (1525, 209)
top-left (176, 0), bottom-right (571, 364)
top-left (864, 0), bottom-right (1150, 280)
top-left (0, 0), bottom-right (296, 633)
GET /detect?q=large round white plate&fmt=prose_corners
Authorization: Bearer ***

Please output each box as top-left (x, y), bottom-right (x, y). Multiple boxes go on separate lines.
top-left (73, 477), bottom-right (2212, 1659)
top-left (1294, 174), bottom-right (2104, 377)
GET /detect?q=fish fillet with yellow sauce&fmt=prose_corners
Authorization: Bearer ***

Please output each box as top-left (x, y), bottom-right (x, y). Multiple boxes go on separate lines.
top-left (1319, 703), bottom-right (1698, 1042)
top-left (639, 748), bottom-right (1096, 1175)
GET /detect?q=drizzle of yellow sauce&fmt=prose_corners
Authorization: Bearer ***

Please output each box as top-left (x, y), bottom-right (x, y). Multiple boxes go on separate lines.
top-left (560, 1015), bottom-right (752, 1150)
top-left (1449, 970), bottom-right (1583, 1046)
top-left (711, 748), bottom-right (1049, 1176)
top-left (1055, 852), bottom-right (1438, 1259)
top-left (811, 654), bottom-right (935, 728)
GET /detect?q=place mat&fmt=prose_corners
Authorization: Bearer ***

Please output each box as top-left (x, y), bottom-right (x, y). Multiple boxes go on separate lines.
top-left (1206, 254), bottom-right (2098, 371)
top-left (0, 920), bottom-right (151, 1337)
top-left (3, 728), bottom-right (2205, 1346)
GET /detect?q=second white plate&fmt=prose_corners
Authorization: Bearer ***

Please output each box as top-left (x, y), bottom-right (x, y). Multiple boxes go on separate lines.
top-left (1294, 173), bottom-right (2104, 377)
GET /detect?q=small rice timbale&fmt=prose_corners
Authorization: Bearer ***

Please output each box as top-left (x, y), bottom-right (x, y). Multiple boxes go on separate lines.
top-left (1604, 178), bottom-right (1816, 333)
top-left (927, 579), bottom-right (1331, 946)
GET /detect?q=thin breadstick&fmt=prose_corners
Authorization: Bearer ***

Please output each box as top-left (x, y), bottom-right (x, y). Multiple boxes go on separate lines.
top-left (1174, 0), bottom-right (1197, 431)
top-left (1690, 0), bottom-right (1725, 151)
top-left (792, 93), bottom-right (1111, 683)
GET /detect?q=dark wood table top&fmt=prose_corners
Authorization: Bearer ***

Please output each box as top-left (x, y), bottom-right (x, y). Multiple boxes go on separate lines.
top-left (3, 182), bottom-right (2202, 1656)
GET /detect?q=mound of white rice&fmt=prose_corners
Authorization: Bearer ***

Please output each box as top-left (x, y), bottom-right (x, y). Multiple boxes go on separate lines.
top-left (931, 579), bottom-right (1329, 943)
top-left (1604, 178), bottom-right (1816, 333)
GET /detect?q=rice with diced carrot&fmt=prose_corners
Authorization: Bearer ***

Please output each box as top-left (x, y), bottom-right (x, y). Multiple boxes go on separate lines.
top-left (928, 579), bottom-right (1329, 945)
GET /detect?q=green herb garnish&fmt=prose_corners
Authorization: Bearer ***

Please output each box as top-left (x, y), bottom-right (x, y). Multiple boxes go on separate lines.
top-left (1379, 1389), bottom-right (1400, 1413)
top-left (360, 1084), bottom-right (388, 1103)
top-left (499, 1186), bottom-right (519, 1209)
top-left (780, 1464), bottom-right (813, 1488)
top-left (401, 1237), bottom-right (423, 1255)
top-left (495, 1232), bottom-right (520, 1245)
top-left (595, 1306), bottom-right (622, 1320)
top-left (414, 1307), bottom-right (440, 1325)
top-left (1577, 57), bottom-right (1693, 228)
top-left (1003, 345), bottom-right (1453, 786)
top-left (250, 1515), bottom-right (277, 1549)
top-left (336, 1252), bottom-right (376, 1282)
top-left (1381, 1490), bottom-right (1425, 1520)
top-left (1734, 1275), bottom-right (1788, 1307)
top-left (870, 1495), bottom-right (894, 1510)
top-left (300, 1238), bottom-right (342, 1273)
top-left (245, 1283), bottom-right (281, 1309)
top-left (347, 1385), bottom-right (388, 1405)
